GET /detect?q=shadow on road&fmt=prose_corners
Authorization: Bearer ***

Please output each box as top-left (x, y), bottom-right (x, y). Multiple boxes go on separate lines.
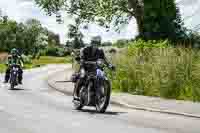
top-left (9, 88), bottom-right (25, 91)
top-left (77, 109), bottom-right (126, 116)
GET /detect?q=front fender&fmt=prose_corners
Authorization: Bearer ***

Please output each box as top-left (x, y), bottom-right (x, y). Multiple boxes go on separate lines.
top-left (10, 71), bottom-right (18, 84)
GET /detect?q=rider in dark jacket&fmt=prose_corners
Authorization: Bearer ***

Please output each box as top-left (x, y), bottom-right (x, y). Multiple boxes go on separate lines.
top-left (4, 48), bottom-right (24, 84)
top-left (73, 40), bottom-right (114, 99)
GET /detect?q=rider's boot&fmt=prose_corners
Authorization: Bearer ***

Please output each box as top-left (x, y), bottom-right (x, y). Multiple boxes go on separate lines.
top-left (18, 75), bottom-right (23, 84)
top-left (4, 80), bottom-right (8, 83)
top-left (4, 74), bottom-right (9, 83)
top-left (19, 81), bottom-right (22, 84)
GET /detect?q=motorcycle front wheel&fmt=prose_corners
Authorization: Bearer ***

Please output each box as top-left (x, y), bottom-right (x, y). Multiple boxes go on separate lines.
top-left (73, 85), bottom-right (84, 110)
top-left (95, 80), bottom-right (111, 113)
top-left (10, 82), bottom-right (15, 90)
top-left (10, 75), bottom-right (16, 90)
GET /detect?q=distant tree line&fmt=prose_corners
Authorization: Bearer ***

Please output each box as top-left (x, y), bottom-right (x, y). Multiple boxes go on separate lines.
top-left (0, 10), bottom-right (66, 57)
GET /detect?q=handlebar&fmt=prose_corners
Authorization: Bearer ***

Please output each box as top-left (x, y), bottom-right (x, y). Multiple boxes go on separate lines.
top-left (83, 61), bottom-right (97, 65)
top-left (74, 57), bottom-right (115, 71)
top-left (10, 64), bottom-right (21, 68)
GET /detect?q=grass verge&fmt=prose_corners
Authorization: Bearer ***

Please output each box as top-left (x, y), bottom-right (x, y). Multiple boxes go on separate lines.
top-left (27, 56), bottom-right (71, 68)
top-left (108, 40), bottom-right (200, 102)
top-left (0, 56), bottom-right (71, 72)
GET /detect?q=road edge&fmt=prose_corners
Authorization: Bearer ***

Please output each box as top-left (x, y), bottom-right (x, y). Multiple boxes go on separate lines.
top-left (47, 70), bottom-right (200, 119)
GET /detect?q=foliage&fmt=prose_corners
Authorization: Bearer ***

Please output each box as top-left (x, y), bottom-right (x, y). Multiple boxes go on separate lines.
top-left (0, 19), bottom-right (17, 51)
top-left (128, 39), bottom-right (169, 49)
top-left (0, 64), bottom-right (6, 73)
top-left (186, 30), bottom-right (200, 48)
top-left (0, 56), bottom-right (71, 72)
top-left (0, 14), bottom-right (62, 57)
top-left (143, 0), bottom-right (186, 41)
top-left (113, 39), bottom-right (131, 48)
top-left (102, 41), bottom-right (112, 47)
top-left (35, 0), bottom-right (144, 36)
top-left (108, 40), bottom-right (200, 101)
top-left (45, 46), bottom-right (58, 56)
top-left (67, 20), bottom-right (84, 49)
top-left (32, 56), bottom-right (71, 66)
top-left (22, 54), bottom-right (32, 64)
top-left (44, 45), bottom-right (69, 57)
top-left (36, 0), bottom-right (186, 41)
top-left (48, 30), bottom-right (61, 46)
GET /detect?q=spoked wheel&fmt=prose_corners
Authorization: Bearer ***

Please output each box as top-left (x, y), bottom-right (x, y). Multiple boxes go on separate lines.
top-left (96, 80), bottom-right (111, 113)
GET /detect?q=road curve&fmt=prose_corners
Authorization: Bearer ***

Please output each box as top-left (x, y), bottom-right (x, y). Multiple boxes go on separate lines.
top-left (0, 65), bottom-right (199, 133)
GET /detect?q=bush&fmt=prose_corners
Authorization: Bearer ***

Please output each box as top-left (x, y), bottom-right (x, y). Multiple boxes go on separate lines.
top-left (45, 46), bottom-right (70, 57)
top-left (109, 40), bottom-right (200, 101)
top-left (22, 54), bottom-right (32, 64)
top-left (45, 46), bottom-right (59, 56)
top-left (113, 39), bottom-right (130, 48)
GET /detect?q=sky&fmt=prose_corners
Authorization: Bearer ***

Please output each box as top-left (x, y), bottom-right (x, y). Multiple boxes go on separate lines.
top-left (0, 0), bottom-right (200, 44)
top-left (177, 0), bottom-right (200, 30)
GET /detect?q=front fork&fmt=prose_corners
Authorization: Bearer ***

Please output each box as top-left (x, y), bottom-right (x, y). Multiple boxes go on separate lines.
top-left (96, 78), bottom-right (104, 97)
top-left (87, 78), bottom-right (100, 105)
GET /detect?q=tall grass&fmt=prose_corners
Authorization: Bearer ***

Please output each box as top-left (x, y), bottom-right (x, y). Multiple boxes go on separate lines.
top-left (109, 40), bottom-right (200, 102)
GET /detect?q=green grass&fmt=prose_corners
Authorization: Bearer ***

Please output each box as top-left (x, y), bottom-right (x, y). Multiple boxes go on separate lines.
top-left (0, 64), bottom-right (6, 73)
top-left (108, 40), bottom-right (200, 102)
top-left (0, 56), bottom-right (72, 72)
top-left (32, 56), bottom-right (71, 67)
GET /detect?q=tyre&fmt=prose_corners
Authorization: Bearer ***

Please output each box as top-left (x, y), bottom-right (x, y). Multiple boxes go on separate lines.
top-left (73, 99), bottom-right (84, 110)
top-left (10, 81), bottom-right (15, 90)
top-left (96, 80), bottom-right (111, 113)
top-left (73, 85), bottom-right (84, 110)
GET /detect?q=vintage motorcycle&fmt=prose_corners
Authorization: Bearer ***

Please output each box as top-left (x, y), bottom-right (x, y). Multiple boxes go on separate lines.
top-left (72, 58), bottom-right (115, 113)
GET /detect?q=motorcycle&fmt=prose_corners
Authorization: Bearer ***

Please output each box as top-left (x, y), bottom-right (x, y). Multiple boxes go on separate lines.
top-left (9, 64), bottom-right (20, 90)
top-left (72, 58), bottom-right (114, 113)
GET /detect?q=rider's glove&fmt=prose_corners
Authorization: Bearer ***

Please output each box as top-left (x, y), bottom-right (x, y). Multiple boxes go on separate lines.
top-left (108, 64), bottom-right (115, 71)
top-left (21, 63), bottom-right (24, 68)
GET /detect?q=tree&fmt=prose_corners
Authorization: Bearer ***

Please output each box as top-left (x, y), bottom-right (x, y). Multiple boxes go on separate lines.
top-left (186, 30), bottom-right (200, 48)
top-left (35, 0), bottom-right (186, 41)
top-left (102, 41), bottom-right (112, 47)
top-left (47, 30), bottom-right (61, 46)
top-left (143, 0), bottom-right (185, 41)
top-left (114, 39), bottom-right (130, 48)
top-left (35, 0), bottom-right (144, 36)
top-left (67, 19), bottom-right (84, 49)
top-left (16, 23), bottom-right (27, 53)
top-left (24, 19), bottom-right (43, 57)
top-left (0, 9), bottom-right (2, 21)
top-left (0, 18), bottom-right (17, 51)
top-left (0, 15), bottom-right (63, 56)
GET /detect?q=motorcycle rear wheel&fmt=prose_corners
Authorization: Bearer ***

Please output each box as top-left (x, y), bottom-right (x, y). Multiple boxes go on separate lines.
top-left (73, 99), bottom-right (84, 110)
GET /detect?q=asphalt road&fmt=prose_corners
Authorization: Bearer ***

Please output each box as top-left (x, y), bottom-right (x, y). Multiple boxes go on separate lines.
top-left (0, 65), bottom-right (199, 133)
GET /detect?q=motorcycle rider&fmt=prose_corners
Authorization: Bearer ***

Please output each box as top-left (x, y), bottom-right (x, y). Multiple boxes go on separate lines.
top-left (73, 39), bottom-right (115, 100)
top-left (4, 48), bottom-right (24, 84)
